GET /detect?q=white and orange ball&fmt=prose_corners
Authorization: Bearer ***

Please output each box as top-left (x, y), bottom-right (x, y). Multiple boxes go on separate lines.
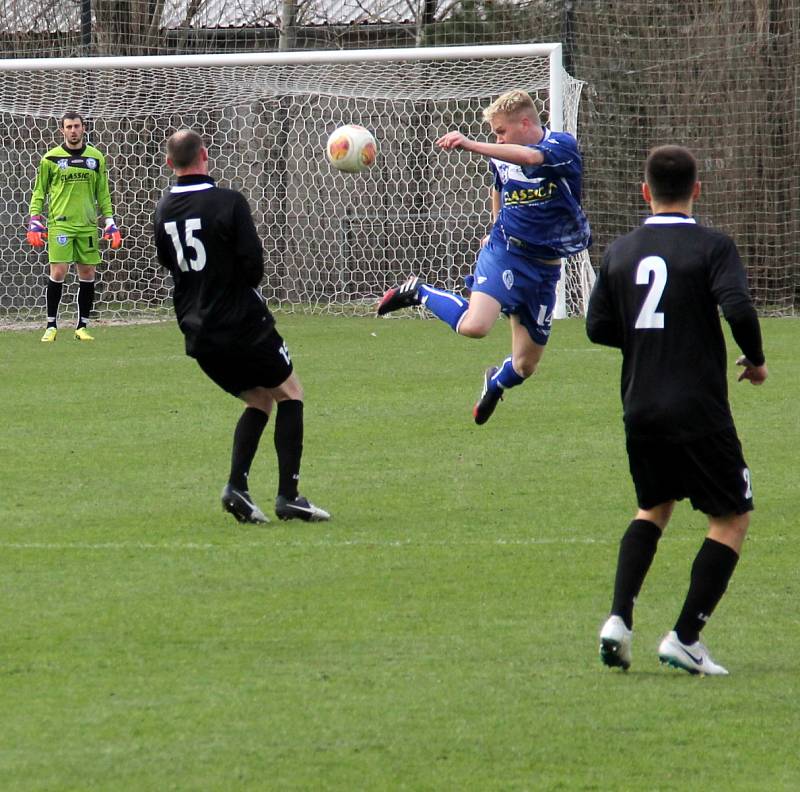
top-left (326, 124), bottom-right (377, 173)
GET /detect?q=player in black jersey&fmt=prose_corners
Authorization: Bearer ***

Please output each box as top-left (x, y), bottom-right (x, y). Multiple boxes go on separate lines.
top-left (153, 129), bottom-right (330, 524)
top-left (587, 145), bottom-right (767, 675)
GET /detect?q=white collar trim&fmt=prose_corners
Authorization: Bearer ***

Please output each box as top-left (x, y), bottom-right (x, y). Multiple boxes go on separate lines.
top-left (644, 215), bottom-right (696, 225)
top-left (170, 183), bottom-right (214, 193)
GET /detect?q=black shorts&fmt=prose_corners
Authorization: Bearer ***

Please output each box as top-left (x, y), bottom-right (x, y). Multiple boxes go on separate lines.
top-left (195, 329), bottom-right (293, 397)
top-left (626, 427), bottom-right (754, 516)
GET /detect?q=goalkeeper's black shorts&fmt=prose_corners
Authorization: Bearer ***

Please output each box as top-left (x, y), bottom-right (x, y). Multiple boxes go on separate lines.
top-left (626, 427), bottom-right (753, 516)
top-left (194, 328), bottom-right (293, 397)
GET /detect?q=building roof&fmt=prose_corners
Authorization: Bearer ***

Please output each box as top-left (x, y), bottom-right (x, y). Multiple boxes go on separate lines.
top-left (0, 0), bottom-right (451, 33)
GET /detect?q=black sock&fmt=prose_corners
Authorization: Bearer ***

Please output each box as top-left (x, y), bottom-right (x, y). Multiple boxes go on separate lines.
top-left (76, 279), bottom-right (95, 328)
top-left (674, 538), bottom-right (739, 645)
top-left (229, 407), bottom-right (268, 491)
top-left (610, 519), bottom-right (662, 629)
top-left (274, 399), bottom-right (303, 499)
top-left (46, 278), bottom-right (64, 326)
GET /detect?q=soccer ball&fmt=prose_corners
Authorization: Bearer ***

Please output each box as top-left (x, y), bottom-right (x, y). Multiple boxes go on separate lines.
top-left (326, 124), bottom-right (377, 173)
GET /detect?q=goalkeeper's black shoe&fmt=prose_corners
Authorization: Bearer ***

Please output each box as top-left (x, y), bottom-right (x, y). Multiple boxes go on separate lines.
top-left (473, 366), bottom-right (503, 425)
top-left (221, 484), bottom-right (269, 524)
top-left (376, 275), bottom-right (422, 316)
top-left (275, 494), bottom-right (331, 522)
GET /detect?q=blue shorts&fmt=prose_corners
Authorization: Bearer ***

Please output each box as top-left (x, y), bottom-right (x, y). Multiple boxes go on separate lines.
top-left (467, 239), bottom-right (561, 345)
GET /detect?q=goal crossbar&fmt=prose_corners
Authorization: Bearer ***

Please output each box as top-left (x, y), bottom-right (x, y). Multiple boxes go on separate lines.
top-left (0, 43), bottom-right (563, 72)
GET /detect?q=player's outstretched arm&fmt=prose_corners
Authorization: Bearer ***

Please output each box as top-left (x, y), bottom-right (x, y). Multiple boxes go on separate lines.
top-left (736, 356), bottom-right (768, 385)
top-left (435, 131), bottom-right (543, 167)
top-left (435, 131), bottom-right (472, 150)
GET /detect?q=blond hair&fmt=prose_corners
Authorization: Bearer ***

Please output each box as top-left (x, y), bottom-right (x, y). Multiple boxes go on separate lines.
top-left (482, 89), bottom-right (541, 124)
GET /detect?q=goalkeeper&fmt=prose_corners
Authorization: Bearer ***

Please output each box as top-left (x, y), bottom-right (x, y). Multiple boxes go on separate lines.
top-left (377, 89), bottom-right (591, 425)
top-left (27, 111), bottom-right (122, 342)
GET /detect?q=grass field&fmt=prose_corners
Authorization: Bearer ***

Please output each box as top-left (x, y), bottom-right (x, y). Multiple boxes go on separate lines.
top-left (1, 315), bottom-right (798, 791)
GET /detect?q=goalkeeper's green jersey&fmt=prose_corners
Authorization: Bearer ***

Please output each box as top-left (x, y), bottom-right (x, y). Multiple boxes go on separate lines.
top-left (29, 143), bottom-right (114, 236)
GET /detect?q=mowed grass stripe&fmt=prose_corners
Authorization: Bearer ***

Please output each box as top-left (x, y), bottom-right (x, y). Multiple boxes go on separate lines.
top-left (0, 533), bottom-right (789, 551)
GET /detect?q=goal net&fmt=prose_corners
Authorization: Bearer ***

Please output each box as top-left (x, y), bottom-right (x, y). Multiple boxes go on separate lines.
top-left (0, 44), bottom-right (592, 327)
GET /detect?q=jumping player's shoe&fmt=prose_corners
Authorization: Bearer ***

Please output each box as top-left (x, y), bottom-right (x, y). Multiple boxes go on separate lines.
top-left (376, 276), bottom-right (421, 316)
top-left (74, 327), bottom-right (94, 341)
top-left (221, 484), bottom-right (269, 524)
top-left (275, 494), bottom-right (331, 522)
top-left (41, 327), bottom-right (58, 343)
top-left (599, 615), bottom-right (633, 671)
top-left (473, 366), bottom-right (503, 425)
top-left (658, 631), bottom-right (729, 676)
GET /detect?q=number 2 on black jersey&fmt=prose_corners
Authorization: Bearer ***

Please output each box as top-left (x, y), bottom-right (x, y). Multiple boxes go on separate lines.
top-left (635, 255), bottom-right (667, 329)
top-left (164, 218), bottom-right (207, 272)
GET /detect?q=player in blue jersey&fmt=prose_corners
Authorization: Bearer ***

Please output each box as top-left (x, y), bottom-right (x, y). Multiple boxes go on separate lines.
top-left (376, 89), bottom-right (591, 424)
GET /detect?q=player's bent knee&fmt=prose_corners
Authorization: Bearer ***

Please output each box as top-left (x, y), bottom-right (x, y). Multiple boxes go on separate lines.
top-left (49, 265), bottom-right (68, 282)
top-left (457, 325), bottom-right (489, 339)
top-left (708, 511), bottom-right (749, 553)
top-left (241, 386), bottom-right (273, 413)
top-left (512, 352), bottom-right (542, 378)
top-left (271, 372), bottom-right (304, 402)
top-left (455, 304), bottom-right (499, 338)
top-left (456, 315), bottom-right (492, 338)
top-left (636, 501), bottom-right (674, 529)
top-left (716, 511), bottom-right (750, 531)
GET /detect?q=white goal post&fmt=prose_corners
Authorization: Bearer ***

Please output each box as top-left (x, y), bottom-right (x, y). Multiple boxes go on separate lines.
top-left (0, 43), bottom-right (594, 327)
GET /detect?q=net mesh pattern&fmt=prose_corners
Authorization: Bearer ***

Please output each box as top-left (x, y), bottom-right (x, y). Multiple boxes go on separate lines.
top-left (3, 1), bottom-right (795, 317)
top-left (0, 52), bottom-right (592, 326)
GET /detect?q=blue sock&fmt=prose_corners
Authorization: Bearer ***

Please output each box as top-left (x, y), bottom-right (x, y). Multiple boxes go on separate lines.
top-left (418, 284), bottom-right (469, 332)
top-left (491, 356), bottom-right (525, 392)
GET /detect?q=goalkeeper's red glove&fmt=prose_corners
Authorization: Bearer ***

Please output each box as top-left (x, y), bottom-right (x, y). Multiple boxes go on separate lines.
top-left (102, 218), bottom-right (122, 249)
top-left (26, 215), bottom-right (47, 248)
